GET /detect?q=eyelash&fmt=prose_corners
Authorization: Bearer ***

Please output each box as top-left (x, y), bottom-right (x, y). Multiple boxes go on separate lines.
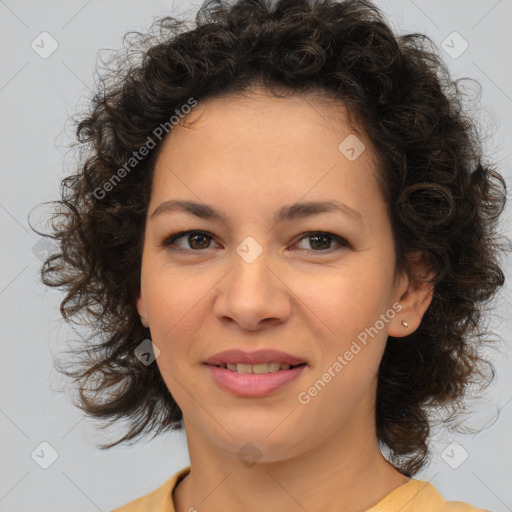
top-left (161, 230), bottom-right (351, 254)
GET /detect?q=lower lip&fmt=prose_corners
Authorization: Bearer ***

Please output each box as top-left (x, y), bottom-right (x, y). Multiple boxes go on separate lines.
top-left (205, 364), bottom-right (307, 397)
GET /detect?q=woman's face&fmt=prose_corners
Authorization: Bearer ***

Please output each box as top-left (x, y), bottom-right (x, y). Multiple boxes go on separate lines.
top-left (137, 90), bottom-right (416, 461)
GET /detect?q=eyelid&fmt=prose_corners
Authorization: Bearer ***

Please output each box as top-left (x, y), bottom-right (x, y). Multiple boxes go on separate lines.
top-left (161, 230), bottom-right (351, 253)
top-left (293, 231), bottom-right (351, 251)
top-left (161, 230), bottom-right (219, 251)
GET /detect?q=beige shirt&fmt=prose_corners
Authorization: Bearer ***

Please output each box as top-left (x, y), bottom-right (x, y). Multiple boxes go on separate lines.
top-left (112, 466), bottom-right (491, 512)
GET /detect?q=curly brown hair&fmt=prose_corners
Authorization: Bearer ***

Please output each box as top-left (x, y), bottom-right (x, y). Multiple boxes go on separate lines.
top-left (33, 0), bottom-right (508, 476)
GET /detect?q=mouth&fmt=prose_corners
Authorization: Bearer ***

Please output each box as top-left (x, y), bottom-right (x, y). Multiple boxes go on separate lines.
top-left (203, 349), bottom-right (308, 396)
top-left (204, 361), bottom-right (308, 397)
top-left (205, 362), bottom-right (308, 374)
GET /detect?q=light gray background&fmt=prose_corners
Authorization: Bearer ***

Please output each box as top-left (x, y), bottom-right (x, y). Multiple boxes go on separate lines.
top-left (1, 0), bottom-right (511, 511)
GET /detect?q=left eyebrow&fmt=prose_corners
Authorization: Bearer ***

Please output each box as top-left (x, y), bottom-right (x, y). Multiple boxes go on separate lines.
top-left (150, 199), bottom-right (363, 224)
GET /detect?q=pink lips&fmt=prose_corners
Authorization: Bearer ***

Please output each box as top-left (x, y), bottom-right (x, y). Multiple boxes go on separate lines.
top-left (204, 349), bottom-right (306, 367)
top-left (205, 363), bottom-right (307, 397)
top-left (203, 349), bottom-right (308, 397)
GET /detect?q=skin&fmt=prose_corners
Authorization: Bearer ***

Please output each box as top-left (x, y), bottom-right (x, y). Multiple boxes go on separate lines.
top-left (137, 88), bottom-right (433, 512)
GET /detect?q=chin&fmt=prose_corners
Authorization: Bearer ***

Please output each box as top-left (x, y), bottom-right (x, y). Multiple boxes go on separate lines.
top-left (210, 425), bottom-right (306, 463)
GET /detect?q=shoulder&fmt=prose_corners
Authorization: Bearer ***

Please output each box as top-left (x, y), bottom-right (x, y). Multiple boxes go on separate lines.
top-left (367, 478), bottom-right (491, 512)
top-left (111, 466), bottom-right (191, 512)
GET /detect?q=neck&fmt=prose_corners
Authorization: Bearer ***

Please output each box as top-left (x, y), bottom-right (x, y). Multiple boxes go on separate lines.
top-left (173, 420), bottom-right (410, 512)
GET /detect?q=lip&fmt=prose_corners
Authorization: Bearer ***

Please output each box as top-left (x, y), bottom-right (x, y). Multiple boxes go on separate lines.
top-left (204, 349), bottom-right (306, 366)
top-left (205, 363), bottom-right (307, 397)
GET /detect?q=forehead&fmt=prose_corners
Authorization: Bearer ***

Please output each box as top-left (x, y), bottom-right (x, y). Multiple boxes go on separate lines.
top-left (170, 90), bottom-right (358, 149)
top-left (149, 91), bottom-right (383, 217)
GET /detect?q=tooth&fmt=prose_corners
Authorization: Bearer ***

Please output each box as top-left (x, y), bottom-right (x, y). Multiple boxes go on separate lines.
top-left (236, 363), bottom-right (253, 374)
top-left (223, 362), bottom-right (299, 373)
top-left (252, 363), bottom-right (270, 374)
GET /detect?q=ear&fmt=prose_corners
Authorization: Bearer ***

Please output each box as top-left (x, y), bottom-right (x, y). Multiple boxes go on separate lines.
top-left (136, 292), bottom-right (150, 328)
top-left (388, 251), bottom-right (434, 338)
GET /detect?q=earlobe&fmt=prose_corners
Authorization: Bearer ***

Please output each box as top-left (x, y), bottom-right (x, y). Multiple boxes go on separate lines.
top-left (136, 293), bottom-right (150, 328)
top-left (388, 255), bottom-right (434, 338)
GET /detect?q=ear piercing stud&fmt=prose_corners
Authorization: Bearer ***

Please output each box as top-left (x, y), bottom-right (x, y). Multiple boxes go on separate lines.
top-left (401, 320), bottom-right (408, 328)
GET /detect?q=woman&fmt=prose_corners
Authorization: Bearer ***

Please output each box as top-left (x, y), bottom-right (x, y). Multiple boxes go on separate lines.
top-left (36, 0), bottom-right (507, 510)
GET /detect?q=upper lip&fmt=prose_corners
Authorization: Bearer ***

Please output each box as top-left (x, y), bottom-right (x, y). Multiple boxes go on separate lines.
top-left (204, 349), bottom-right (307, 366)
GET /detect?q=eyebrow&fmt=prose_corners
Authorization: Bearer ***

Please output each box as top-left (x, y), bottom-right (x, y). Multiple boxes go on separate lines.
top-left (150, 199), bottom-right (363, 224)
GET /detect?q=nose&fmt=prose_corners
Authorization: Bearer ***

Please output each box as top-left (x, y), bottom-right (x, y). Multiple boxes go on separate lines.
top-left (213, 247), bottom-right (292, 332)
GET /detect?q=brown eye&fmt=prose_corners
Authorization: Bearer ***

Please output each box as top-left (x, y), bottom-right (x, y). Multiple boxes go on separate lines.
top-left (294, 232), bottom-right (350, 252)
top-left (161, 230), bottom-right (350, 254)
top-left (185, 232), bottom-right (212, 250)
top-left (163, 231), bottom-right (218, 252)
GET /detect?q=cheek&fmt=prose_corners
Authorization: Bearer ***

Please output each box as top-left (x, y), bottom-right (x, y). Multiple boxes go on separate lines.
top-left (300, 269), bottom-right (390, 341)
top-left (141, 265), bottom-right (220, 373)
top-left (140, 274), bottom-right (191, 374)
top-left (303, 277), bottom-right (389, 406)
top-left (298, 268), bottom-right (392, 397)
top-left (142, 263), bottom-right (205, 329)
top-left (143, 272), bottom-right (206, 400)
